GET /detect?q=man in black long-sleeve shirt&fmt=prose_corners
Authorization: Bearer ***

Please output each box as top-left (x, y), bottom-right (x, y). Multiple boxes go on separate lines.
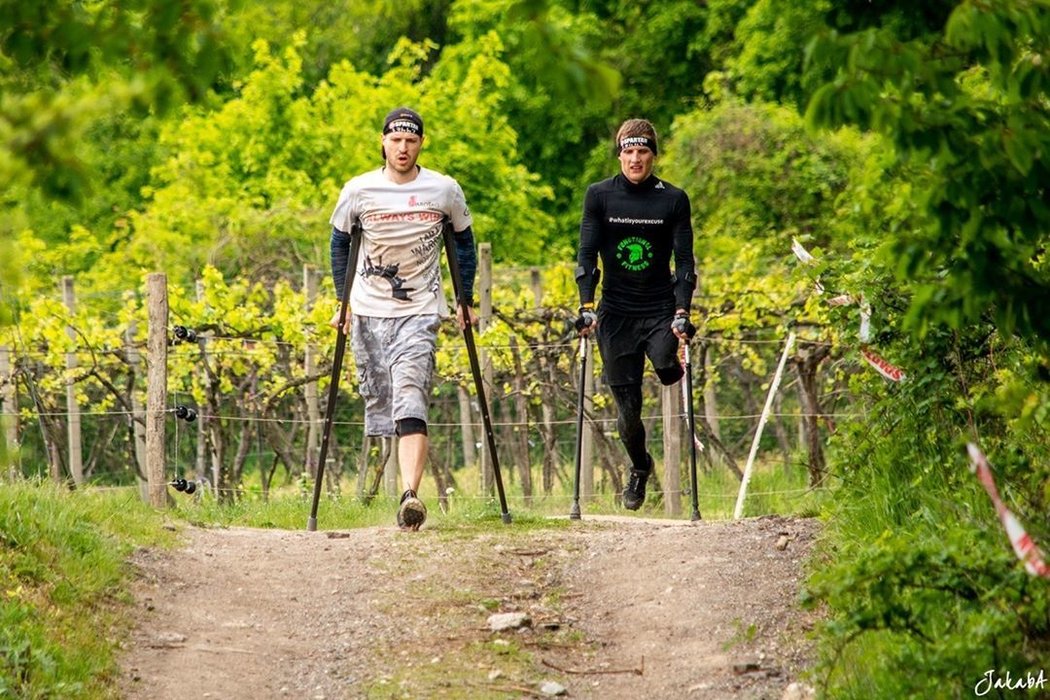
top-left (575, 118), bottom-right (697, 510)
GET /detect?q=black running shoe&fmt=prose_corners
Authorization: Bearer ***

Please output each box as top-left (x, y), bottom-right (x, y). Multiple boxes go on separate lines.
top-left (622, 455), bottom-right (653, 511)
top-left (622, 470), bottom-right (649, 510)
top-left (397, 489), bottom-right (427, 531)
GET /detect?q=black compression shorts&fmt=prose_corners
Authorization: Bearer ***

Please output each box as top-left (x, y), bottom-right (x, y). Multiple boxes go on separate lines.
top-left (596, 308), bottom-right (683, 387)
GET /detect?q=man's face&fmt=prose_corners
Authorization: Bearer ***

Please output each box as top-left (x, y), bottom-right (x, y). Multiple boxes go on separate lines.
top-left (619, 145), bottom-right (655, 184)
top-left (382, 132), bottom-right (423, 174)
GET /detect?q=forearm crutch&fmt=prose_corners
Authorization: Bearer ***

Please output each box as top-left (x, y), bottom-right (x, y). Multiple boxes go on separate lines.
top-left (570, 334), bottom-right (588, 520)
top-left (682, 336), bottom-right (702, 521)
top-left (441, 223), bottom-right (512, 524)
top-left (307, 224), bottom-right (362, 531)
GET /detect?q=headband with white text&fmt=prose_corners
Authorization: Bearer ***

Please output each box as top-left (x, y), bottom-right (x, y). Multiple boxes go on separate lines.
top-left (384, 119), bottom-right (423, 136)
top-left (617, 136), bottom-right (657, 155)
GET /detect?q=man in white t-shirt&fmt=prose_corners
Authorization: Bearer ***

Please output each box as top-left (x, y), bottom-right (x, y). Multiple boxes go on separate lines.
top-left (329, 107), bottom-right (478, 530)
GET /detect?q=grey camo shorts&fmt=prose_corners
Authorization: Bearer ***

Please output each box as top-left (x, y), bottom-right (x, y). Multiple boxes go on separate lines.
top-left (350, 314), bottom-right (441, 437)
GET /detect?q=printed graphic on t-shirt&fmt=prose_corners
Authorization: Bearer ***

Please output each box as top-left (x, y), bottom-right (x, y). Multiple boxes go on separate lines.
top-left (363, 255), bottom-right (415, 301)
top-left (616, 236), bottom-right (654, 271)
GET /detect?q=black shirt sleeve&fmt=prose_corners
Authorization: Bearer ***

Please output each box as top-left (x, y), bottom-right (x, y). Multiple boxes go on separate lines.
top-left (576, 184), bottom-right (602, 305)
top-left (671, 192), bottom-right (696, 311)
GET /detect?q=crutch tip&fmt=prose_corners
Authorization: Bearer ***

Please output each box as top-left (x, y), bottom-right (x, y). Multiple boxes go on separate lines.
top-left (306, 517), bottom-right (317, 532)
top-left (501, 512), bottom-right (513, 525)
top-left (569, 504), bottom-right (581, 520)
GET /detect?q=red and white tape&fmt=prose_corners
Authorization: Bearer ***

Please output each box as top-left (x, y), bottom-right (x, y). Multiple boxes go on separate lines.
top-left (967, 443), bottom-right (1049, 579)
top-left (791, 239), bottom-right (906, 383)
top-left (860, 347), bottom-right (906, 382)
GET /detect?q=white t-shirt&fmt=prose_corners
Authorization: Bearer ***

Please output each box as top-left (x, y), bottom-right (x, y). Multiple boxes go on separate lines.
top-left (329, 166), bottom-right (473, 317)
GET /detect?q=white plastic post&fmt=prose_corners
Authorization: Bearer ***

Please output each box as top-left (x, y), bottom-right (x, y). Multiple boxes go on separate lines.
top-left (733, 331), bottom-right (796, 519)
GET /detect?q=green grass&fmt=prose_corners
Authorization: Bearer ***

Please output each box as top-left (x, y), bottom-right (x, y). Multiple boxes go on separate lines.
top-left (199, 455), bottom-right (822, 528)
top-left (0, 480), bottom-right (175, 699)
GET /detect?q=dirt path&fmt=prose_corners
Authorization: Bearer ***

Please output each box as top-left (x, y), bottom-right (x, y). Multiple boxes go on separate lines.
top-left (120, 515), bottom-right (818, 699)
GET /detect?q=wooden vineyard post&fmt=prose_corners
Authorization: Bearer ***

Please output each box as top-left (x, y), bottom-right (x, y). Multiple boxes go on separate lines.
top-left (146, 273), bottom-right (169, 508)
top-left (661, 383), bottom-right (682, 516)
top-left (62, 276), bottom-right (84, 486)
top-left (303, 265), bottom-right (322, 479)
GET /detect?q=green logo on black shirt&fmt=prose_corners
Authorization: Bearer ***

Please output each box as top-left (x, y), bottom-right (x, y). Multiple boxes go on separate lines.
top-left (616, 237), bottom-right (653, 271)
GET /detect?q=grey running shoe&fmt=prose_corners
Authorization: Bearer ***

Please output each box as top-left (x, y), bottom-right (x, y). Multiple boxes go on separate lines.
top-left (397, 489), bottom-right (427, 531)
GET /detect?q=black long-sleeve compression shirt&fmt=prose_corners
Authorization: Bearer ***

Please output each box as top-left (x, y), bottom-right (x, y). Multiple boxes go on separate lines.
top-left (576, 173), bottom-right (696, 316)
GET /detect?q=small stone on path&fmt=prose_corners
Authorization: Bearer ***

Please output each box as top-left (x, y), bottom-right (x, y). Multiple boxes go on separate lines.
top-left (487, 612), bottom-right (531, 631)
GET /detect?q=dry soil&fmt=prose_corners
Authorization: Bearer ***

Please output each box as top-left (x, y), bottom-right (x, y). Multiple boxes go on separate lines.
top-left (120, 513), bottom-right (819, 700)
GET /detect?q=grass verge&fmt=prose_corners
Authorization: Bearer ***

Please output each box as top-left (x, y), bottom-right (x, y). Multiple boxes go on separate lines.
top-left (0, 481), bottom-right (174, 699)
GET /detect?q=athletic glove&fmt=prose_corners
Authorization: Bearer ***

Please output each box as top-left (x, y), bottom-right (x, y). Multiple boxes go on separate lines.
top-left (671, 312), bottom-right (696, 339)
top-left (574, 309), bottom-right (598, 334)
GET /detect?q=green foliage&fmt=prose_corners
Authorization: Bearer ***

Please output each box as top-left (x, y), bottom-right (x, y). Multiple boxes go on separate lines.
top-left (225, 0), bottom-right (454, 84)
top-left (0, 0), bottom-right (236, 200)
top-left (805, 0), bottom-right (1050, 350)
top-left (807, 530), bottom-right (1049, 698)
top-left (724, 0), bottom-right (831, 106)
top-left (0, 482), bottom-right (173, 698)
top-left (107, 34), bottom-right (554, 287)
top-left (445, 0), bottom-right (620, 250)
top-left (802, 256), bottom-right (1050, 694)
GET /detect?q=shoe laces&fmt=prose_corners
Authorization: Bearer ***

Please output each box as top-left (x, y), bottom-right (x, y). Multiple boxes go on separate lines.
top-left (627, 471), bottom-right (646, 492)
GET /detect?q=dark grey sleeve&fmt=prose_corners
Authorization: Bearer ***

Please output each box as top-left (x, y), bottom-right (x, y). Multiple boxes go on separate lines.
top-left (330, 226), bottom-right (351, 300)
top-left (453, 225), bottom-right (477, 304)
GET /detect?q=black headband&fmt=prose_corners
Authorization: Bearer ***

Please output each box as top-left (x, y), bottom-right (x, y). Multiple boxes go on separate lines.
top-left (617, 136), bottom-right (657, 155)
top-left (384, 119), bottom-right (422, 136)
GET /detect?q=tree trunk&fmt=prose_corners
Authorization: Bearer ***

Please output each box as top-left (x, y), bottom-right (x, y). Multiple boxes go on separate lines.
top-left (536, 349), bottom-right (559, 496)
top-left (661, 382), bottom-right (682, 516)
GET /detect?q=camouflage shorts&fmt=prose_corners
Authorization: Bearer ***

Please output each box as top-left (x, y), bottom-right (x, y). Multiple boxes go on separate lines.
top-left (351, 314), bottom-right (440, 437)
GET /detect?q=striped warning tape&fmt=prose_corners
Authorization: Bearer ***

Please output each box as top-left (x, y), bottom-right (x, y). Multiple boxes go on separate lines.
top-left (967, 443), bottom-right (1049, 579)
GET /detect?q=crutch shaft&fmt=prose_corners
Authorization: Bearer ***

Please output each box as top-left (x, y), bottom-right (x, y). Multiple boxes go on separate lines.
top-left (441, 224), bottom-right (512, 523)
top-left (308, 225), bottom-right (361, 531)
top-left (570, 335), bottom-right (587, 519)
top-left (683, 341), bottom-right (701, 521)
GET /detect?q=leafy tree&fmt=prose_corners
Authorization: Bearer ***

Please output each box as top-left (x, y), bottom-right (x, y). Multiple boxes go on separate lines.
top-left (68, 34), bottom-right (553, 291)
top-left (445, 0), bottom-right (620, 250)
top-left (662, 98), bottom-right (868, 477)
top-left (226, 0), bottom-right (454, 84)
top-left (0, 0), bottom-right (239, 326)
top-left (806, 0), bottom-right (1050, 350)
top-left (0, 0), bottom-right (236, 200)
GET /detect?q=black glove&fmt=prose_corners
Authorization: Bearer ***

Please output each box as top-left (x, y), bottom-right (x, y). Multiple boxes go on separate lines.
top-left (574, 309), bottom-right (597, 333)
top-left (671, 312), bottom-right (695, 339)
